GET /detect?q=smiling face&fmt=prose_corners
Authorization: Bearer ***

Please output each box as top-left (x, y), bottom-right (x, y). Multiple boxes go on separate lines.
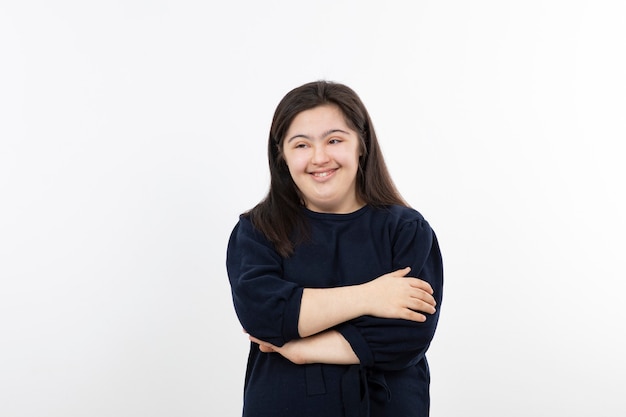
top-left (282, 104), bottom-right (363, 214)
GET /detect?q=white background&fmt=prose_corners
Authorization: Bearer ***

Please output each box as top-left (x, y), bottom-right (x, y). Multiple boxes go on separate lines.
top-left (1, 1), bottom-right (625, 416)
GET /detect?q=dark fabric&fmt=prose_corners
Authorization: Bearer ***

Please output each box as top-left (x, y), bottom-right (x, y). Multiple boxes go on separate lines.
top-left (226, 205), bottom-right (443, 417)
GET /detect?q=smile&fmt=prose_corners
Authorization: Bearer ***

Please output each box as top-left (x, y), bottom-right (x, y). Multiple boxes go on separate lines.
top-left (311, 169), bottom-right (337, 178)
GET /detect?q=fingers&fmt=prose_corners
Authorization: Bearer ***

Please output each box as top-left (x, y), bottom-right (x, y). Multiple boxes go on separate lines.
top-left (403, 310), bottom-right (428, 323)
top-left (403, 277), bottom-right (437, 314)
top-left (390, 268), bottom-right (434, 295)
top-left (409, 296), bottom-right (437, 315)
top-left (406, 277), bottom-right (434, 294)
top-left (367, 268), bottom-right (438, 321)
top-left (390, 266), bottom-right (411, 277)
top-left (249, 335), bottom-right (278, 353)
top-left (259, 345), bottom-right (275, 353)
top-left (408, 285), bottom-right (437, 313)
top-left (410, 285), bottom-right (436, 305)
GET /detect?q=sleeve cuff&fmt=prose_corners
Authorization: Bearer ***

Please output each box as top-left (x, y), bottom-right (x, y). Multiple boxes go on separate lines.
top-left (281, 286), bottom-right (304, 343)
top-left (336, 323), bottom-right (374, 367)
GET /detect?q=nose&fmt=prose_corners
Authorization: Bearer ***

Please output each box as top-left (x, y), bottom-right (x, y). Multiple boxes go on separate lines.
top-left (311, 144), bottom-right (330, 165)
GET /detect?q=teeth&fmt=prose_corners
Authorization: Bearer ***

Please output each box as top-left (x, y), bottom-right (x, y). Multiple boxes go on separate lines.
top-left (314, 171), bottom-right (331, 177)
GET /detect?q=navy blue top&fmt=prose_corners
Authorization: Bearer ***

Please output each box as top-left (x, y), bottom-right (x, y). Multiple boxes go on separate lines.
top-left (226, 205), bottom-right (443, 417)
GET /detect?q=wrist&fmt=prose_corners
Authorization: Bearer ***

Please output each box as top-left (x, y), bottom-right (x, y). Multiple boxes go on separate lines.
top-left (287, 339), bottom-right (309, 365)
top-left (300, 331), bottom-right (359, 365)
top-left (354, 281), bottom-right (373, 316)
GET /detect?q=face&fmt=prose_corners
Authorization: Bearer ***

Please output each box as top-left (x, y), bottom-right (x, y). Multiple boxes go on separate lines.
top-left (282, 104), bottom-right (363, 214)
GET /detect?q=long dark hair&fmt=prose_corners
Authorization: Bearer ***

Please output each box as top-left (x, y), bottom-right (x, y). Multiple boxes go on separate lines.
top-left (246, 80), bottom-right (408, 257)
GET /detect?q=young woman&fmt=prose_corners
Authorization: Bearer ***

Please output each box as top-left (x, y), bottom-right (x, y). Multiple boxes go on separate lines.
top-left (226, 81), bottom-right (443, 417)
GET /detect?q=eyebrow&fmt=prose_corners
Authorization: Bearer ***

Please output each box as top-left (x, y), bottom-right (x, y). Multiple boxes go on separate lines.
top-left (286, 129), bottom-right (351, 143)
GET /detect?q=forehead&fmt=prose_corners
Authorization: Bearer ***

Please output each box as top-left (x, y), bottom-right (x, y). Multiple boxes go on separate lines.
top-left (286, 104), bottom-right (352, 134)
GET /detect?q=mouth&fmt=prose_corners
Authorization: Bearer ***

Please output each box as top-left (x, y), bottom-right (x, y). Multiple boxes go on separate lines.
top-left (310, 169), bottom-right (337, 180)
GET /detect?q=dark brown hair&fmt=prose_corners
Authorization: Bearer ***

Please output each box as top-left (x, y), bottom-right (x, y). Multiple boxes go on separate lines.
top-left (246, 80), bottom-right (408, 257)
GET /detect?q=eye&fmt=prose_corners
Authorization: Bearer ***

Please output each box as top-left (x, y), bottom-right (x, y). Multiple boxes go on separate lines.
top-left (328, 138), bottom-right (342, 144)
top-left (294, 143), bottom-right (309, 149)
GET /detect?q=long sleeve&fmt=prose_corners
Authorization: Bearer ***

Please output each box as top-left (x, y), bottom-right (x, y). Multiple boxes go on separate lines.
top-left (226, 216), bottom-right (303, 346)
top-left (227, 205), bottom-right (441, 416)
top-left (336, 216), bottom-right (444, 371)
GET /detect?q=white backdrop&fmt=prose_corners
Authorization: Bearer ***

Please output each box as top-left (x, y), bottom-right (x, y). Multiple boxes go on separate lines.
top-left (1, 1), bottom-right (625, 416)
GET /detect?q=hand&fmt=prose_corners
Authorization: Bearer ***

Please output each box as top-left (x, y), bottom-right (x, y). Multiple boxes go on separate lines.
top-left (363, 267), bottom-right (436, 322)
top-left (247, 334), bottom-right (307, 365)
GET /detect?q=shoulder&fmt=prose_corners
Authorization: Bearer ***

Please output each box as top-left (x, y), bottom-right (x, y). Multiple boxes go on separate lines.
top-left (230, 213), bottom-right (254, 234)
top-left (381, 204), bottom-right (426, 221)
top-left (370, 207), bottom-right (440, 270)
top-left (227, 214), bottom-right (282, 265)
top-left (369, 205), bottom-right (434, 247)
top-left (371, 205), bottom-right (430, 230)
top-left (228, 214), bottom-right (274, 250)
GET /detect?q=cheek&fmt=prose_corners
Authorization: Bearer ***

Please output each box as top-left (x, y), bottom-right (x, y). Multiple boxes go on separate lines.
top-left (341, 148), bottom-right (362, 169)
top-left (283, 151), bottom-right (308, 172)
